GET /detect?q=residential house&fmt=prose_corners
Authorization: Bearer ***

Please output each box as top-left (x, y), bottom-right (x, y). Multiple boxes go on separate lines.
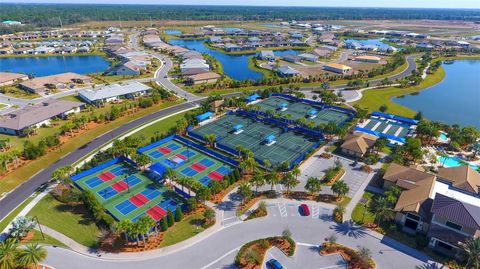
top-left (0, 99), bottom-right (83, 136)
top-left (311, 46), bottom-right (336, 58)
top-left (324, 63), bottom-right (352, 75)
top-left (298, 53), bottom-right (319, 62)
top-left (282, 54), bottom-right (302, 63)
top-left (113, 61), bottom-right (141, 76)
top-left (277, 65), bottom-right (300, 77)
top-left (186, 72), bottom-right (222, 85)
top-left (437, 166), bottom-right (480, 194)
top-left (354, 55), bottom-right (381, 63)
top-left (340, 132), bottom-right (377, 158)
top-left (78, 81), bottom-right (151, 105)
top-left (258, 50), bottom-right (275, 61)
top-left (224, 43), bottom-right (241, 52)
top-left (0, 72), bottom-right (29, 86)
top-left (19, 72), bottom-right (92, 94)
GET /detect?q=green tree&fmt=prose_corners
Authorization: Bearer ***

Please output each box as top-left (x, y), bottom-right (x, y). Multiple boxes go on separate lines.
top-left (459, 238), bottom-right (480, 269)
top-left (266, 172), bottom-right (280, 191)
top-left (117, 219), bottom-right (133, 243)
top-left (167, 209), bottom-right (175, 227)
top-left (175, 206), bottom-right (184, 222)
top-left (18, 243), bottom-right (47, 269)
top-left (304, 177), bottom-right (322, 197)
top-left (282, 172), bottom-right (299, 195)
top-left (373, 136), bottom-right (389, 154)
top-left (384, 186), bottom-right (402, 205)
top-left (250, 172), bottom-right (265, 193)
top-left (51, 165), bottom-right (73, 188)
top-left (0, 238), bottom-right (18, 269)
top-left (368, 196), bottom-right (395, 225)
top-left (160, 217), bottom-right (168, 232)
top-left (331, 180), bottom-right (349, 200)
top-left (238, 182), bottom-right (252, 206)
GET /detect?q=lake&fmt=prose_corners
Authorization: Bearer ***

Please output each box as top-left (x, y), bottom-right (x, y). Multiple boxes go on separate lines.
top-left (393, 60), bottom-right (480, 128)
top-left (169, 39), bottom-right (300, 81)
top-left (0, 55), bottom-right (110, 77)
top-left (164, 29), bottom-right (182, 36)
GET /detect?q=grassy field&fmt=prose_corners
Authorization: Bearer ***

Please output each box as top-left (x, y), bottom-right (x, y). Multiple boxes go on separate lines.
top-left (0, 99), bottom-right (183, 195)
top-left (353, 67), bottom-right (446, 118)
top-left (25, 229), bottom-right (69, 248)
top-left (0, 86), bottom-right (40, 99)
top-left (129, 112), bottom-right (187, 142)
top-left (0, 196), bottom-right (34, 232)
top-left (159, 211), bottom-right (205, 247)
top-left (27, 194), bottom-right (100, 248)
top-left (351, 192), bottom-right (376, 224)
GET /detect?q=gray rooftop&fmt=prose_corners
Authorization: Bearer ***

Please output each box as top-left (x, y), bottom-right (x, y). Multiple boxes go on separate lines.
top-left (79, 81), bottom-right (151, 102)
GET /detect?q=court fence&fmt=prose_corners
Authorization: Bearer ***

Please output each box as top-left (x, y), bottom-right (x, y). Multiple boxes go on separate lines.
top-left (71, 156), bottom-right (136, 182)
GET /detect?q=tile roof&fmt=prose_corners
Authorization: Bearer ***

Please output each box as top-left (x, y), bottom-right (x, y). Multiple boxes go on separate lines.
top-left (340, 132), bottom-right (377, 155)
top-left (431, 193), bottom-right (480, 229)
top-left (437, 166), bottom-right (480, 194)
top-left (0, 72), bottom-right (28, 84)
top-left (79, 81), bottom-right (151, 102)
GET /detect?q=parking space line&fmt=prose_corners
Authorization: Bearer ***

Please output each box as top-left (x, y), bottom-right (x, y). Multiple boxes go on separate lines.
top-left (311, 205), bottom-right (320, 219)
top-left (278, 203), bottom-right (287, 217)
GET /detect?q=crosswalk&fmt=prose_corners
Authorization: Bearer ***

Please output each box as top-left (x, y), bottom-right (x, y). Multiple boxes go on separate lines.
top-left (278, 202), bottom-right (288, 217)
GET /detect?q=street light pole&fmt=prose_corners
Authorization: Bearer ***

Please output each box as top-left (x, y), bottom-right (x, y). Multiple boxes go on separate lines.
top-left (34, 216), bottom-right (45, 240)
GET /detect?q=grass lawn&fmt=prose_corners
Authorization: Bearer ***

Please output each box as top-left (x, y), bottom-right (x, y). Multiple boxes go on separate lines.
top-left (0, 196), bottom-right (34, 232)
top-left (353, 67), bottom-right (446, 118)
top-left (159, 212), bottom-right (205, 247)
top-left (129, 112), bottom-right (187, 143)
top-left (0, 86), bottom-right (40, 99)
top-left (351, 192), bottom-right (376, 225)
top-left (335, 196), bottom-right (352, 207)
top-left (23, 229), bottom-right (69, 248)
top-left (27, 194), bottom-right (100, 248)
top-left (0, 100), bottom-right (183, 194)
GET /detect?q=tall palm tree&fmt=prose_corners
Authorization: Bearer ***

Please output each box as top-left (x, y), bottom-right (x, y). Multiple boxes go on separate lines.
top-left (291, 167), bottom-right (301, 180)
top-left (282, 172), bottom-right (299, 195)
top-left (368, 196), bottom-right (395, 225)
top-left (250, 172), bottom-right (265, 193)
top-left (331, 180), bottom-right (349, 200)
top-left (266, 172), bottom-right (280, 191)
top-left (459, 238), bottom-right (480, 269)
top-left (18, 243), bottom-right (47, 269)
top-left (117, 219), bottom-right (133, 244)
top-left (304, 176), bottom-right (321, 197)
top-left (237, 182), bottom-right (252, 206)
top-left (0, 238), bottom-right (18, 269)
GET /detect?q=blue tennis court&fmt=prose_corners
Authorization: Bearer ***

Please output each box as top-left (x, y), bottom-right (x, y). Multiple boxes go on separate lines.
top-left (132, 212), bottom-right (146, 222)
top-left (148, 151), bottom-right (163, 159)
top-left (180, 149), bottom-right (196, 158)
top-left (97, 186), bottom-right (118, 200)
top-left (167, 143), bottom-right (181, 150)
top-left (199, 176), bottom-right (211, 186)
top-left (181, 167), bottom-right (198, 177)
top-left (111, 166), bottom-right (125, 176)
top-left (141, 187), bottom-right (162, 200)
top-left (216, 166), bottom-right (231, 175)
top-left (124, 175), bottom-right (142, 187)
top-left (85, 177), bottom-right (104, 188)
top-left (115, 200), bottom-right (138, 215)
top-left (199, 158), bottom-right (215, 167)
top-left (159, 199), bottom-right (178, 212)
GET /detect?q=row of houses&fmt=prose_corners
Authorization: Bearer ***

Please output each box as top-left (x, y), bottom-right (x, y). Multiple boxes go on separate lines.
top-left (180, 27), bottom-right (287, 39)
top-left (210, 37), bottom-right (307, 52)
top-left (0, 44), bottom-right (91, 55)
top-left (177, 50), bottom-right (222, 85)
top-left (0, 29), bottom-right (111, 42)
top-left (18, 72), bottom-right (93, 95)
top-left (105, 46), bottom-right (152, 76)
top-left (344, 41), bottom-right (398, 53)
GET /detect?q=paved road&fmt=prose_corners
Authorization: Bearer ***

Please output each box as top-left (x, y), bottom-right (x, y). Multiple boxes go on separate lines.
top-left (42, 203), bottom-right (440, 269)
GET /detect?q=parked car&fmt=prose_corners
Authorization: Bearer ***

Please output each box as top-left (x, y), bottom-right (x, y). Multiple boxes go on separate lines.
top-left (299, 203), bottom-right (310, 216)
top-left (266, 258), bottom-right (283, 269)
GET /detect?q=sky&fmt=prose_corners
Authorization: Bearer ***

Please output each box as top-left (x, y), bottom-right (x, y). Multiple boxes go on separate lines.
top-left (2, 0), bottom-right (480, 9)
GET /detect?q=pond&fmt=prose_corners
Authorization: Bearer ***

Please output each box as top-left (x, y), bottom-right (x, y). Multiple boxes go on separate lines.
top-left (169, 39), bottom-right (300, 81)
top-left (393, 60), bottom-right (480, 128)
top-left (164, 29), bottom-right (182, 36)
top-left (0, 55), bottom-right (110, 77)
top-left (344, 38), bottom-right (392, 49)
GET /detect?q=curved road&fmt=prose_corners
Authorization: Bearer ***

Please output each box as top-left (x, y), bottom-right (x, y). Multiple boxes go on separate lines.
top-left (0, 43), bottom-right (418, 221)
top-left (42, 205), bottom-right (439, 269)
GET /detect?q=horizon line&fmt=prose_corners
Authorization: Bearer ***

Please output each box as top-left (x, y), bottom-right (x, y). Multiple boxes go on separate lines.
top-left (1, 2), bottom-right (479, 10)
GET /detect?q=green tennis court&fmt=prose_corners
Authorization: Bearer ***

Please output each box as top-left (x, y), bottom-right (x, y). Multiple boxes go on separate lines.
top-left (72, 159), bottom-right (185, 222)
top-left (253, 96), bottom-right (351, 126)
top-left (190, 114), bottom-right (318, 166)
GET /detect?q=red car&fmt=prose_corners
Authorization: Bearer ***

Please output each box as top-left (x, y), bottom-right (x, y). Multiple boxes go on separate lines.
top-left (299, 204), bottom-right (310, 216)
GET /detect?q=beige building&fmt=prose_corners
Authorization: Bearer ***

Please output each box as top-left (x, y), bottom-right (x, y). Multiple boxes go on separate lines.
top-left (19, 72), bottom-right (92, 95)
top-left (340, 132), bottom-right (377, 158)
top-left (0, 72), bottom-right (29, 86)
top-left (324, 63), bottom-right (352, 74)
top-left (354, 55), bottom-right (381, 63)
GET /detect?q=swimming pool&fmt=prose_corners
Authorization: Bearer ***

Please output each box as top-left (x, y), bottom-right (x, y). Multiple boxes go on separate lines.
top-left (439, 133), bottom-right (448, 140)
top-left (437, 156), bottom-right (479, 170)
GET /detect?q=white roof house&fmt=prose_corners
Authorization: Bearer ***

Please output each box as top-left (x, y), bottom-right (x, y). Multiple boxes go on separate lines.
top-left (78, 81), bottom-right (151, 104)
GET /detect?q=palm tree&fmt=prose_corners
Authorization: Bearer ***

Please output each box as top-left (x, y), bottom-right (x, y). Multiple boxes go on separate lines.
top-left (368, 196), bottom-right (395, 225)
top-left (117, 219), bottom-right (133, 244)
top-left (250, 172), bottom-right (265, 193)
top-left (134, 154), bottom-right (150, 171)
top-left (137, 216), bottom-right (155, 247)
top-left (51, 165), bottom-right (73, 188)
top-left (331, 180), bottom-right (349, 200)
top-left (304, 177), bottom-right (321, 197)
top-left (291, 167), bottom-right (300, 180)
top-left (0, 238), bottom-right (18, 269)
top-left (282, 172), bottom-right (299, 195)
top-left (459, 238), bottom-right (480, 269)
top-left (18, 243), bottom-right (47, 269)
top-left (266, 171), bottom-right (280, 191)
top-left (262, 159), bottom-right (272, 170)
top-left (237, 182), bottom-right (252, 206)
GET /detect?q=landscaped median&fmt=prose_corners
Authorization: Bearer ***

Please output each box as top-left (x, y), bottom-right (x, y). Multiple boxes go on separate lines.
top-left (320, 241), bottom-right (376, 269)
top-left (235, 236), bottom-right (296, 269)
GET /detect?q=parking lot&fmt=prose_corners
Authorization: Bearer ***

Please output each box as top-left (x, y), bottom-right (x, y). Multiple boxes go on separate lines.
top-left (297, 153), bottom-right (370, 198)
top-left (267, 202), bottom-right (333, 221)
top-left (263, 245), bottom-right (347, 269)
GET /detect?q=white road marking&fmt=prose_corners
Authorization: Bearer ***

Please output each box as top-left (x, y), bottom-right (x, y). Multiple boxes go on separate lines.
top-left (297, 242), bottom-right (318, 247)
top-left (311, 205), bottom-right (320, 219)
top-left (200, 247), bottom-right (240, 269)
top-left (278, 203), bottom-right (287, 217)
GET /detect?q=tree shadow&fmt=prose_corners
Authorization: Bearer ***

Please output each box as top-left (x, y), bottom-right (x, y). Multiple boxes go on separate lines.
top-left (415, 263), bottom-right (446, 269)
top-left (189, 218), bottom-right (203, 226)
top-left (216, 200), bottom-right (236, 211)
top-left (331, 220), bottom-right (368, 239)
